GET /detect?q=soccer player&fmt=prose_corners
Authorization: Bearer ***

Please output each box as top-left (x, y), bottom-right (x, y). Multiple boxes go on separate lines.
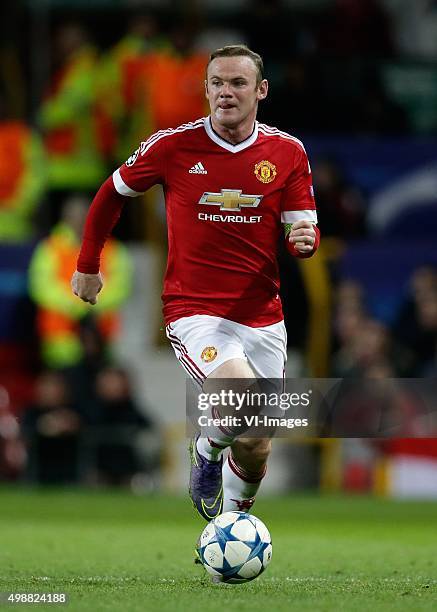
top-left (71, 45), bottom-right (319, 520)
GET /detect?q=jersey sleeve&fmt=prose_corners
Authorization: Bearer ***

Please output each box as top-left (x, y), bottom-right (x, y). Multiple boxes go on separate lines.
top-left (112, 131), bottom-right (168, 197)
top-left (280, 144), bottom-right (317, 224)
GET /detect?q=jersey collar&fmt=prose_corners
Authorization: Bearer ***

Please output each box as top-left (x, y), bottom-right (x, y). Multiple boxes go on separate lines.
top-left (203, 116), bottom-right (259, 153)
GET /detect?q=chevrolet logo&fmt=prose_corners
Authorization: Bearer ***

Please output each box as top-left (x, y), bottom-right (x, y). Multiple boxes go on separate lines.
top-left (199, 190), bottom-right (263, 211)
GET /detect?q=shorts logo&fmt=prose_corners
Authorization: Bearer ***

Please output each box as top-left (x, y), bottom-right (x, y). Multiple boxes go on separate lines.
top-left (201, 346), bottom-right (218, 363)
top-left (254, 160), bottom-right (277, 184)
top-left (125, 148), bottom-right (139, 167)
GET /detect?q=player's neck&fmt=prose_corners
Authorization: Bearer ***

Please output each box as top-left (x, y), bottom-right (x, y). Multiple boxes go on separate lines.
top-left (209, 116), bottom-right (256, 145)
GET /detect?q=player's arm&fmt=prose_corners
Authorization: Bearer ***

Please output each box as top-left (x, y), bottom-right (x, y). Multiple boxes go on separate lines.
top-left (71, 176), bottom-right (126, 305)
top-left (284, 220), bottom-right (320, 259)
top-left (282, 142), bottom-right (319, 259)
top-left (72, 133), bottom-right (167, 304)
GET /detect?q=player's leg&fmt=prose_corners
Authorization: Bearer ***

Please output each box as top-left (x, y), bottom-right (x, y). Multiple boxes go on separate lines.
top-left (228, 437), bottom-right (272, 478)
top-left (189, 357), bottom-right (256, 519)
top-left (198, 356), bottom-right (254, 459)
top-left (205, 357), bottom-right (272, 513)
top-left (222, 438), bottom-right (271, 512)
top-left (220, 319), bottom-right (287, 512)
top-left (166, 316), bottom-right (248, 520)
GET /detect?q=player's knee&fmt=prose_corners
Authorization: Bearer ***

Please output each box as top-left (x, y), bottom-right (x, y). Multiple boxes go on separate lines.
top-left (207, 358), bottom-right (255, 380)
top-left (238, 437), bottom-right (272, 461)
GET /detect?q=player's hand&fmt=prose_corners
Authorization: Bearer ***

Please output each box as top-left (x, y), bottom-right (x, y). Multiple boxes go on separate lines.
top-left (289, 220), bottom-right (316, 254)
top-left (71, 270), bottom-right (103, 305)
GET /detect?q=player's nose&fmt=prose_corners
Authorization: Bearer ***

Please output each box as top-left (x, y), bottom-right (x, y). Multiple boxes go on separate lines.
top-left (219, 83), bottom-right (232, 97)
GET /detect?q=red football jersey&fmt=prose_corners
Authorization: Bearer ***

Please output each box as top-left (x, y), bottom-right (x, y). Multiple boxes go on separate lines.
top-left (114, 117), bottom-right (317, 327)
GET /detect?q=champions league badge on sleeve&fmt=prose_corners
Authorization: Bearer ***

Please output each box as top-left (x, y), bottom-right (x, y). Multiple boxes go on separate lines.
top-left (125, 147), bottom-right (140, 167)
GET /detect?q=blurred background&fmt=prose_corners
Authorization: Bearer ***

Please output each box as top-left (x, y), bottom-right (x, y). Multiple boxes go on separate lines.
top-left (0, 0), bottom-right (437, 500)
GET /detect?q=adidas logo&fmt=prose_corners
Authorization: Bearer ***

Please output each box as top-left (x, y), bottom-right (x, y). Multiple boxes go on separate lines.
top-left (189, 162), bottom-right (208, 174)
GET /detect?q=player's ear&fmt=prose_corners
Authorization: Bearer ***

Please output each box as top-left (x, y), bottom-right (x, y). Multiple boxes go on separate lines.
top-left (257, 79), bottom-right (268, 101)
top-left (205, 79), bottom-right (209, 100)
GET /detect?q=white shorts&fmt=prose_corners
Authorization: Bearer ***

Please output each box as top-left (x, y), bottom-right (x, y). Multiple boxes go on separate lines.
top-left (166, 315), bottom-right (287, 386)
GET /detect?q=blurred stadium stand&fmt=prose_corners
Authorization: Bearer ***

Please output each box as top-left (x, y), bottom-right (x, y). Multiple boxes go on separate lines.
top-left (0, 0), bottom-right (436, 497)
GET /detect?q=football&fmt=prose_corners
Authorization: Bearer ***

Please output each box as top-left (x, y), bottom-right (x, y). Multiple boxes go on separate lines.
top-left (197, 511), bottom-right (272, 583)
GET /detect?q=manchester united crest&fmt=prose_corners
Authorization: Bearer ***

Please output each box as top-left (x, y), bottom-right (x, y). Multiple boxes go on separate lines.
top-left (254, 160), bottom-right (277, 184)
top-left (201, 346), bottom-right (217, 363)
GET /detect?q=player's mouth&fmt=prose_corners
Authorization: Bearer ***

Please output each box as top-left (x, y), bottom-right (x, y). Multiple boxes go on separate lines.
top-left (218, 104), bottom-right (236, 110)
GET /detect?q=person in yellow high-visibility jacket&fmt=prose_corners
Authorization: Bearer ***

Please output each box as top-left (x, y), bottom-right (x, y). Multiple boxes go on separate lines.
top-left (0, 95), bottom-right (46, 241)
top-left (28, 195), bottom-right (132, 368)
top-left (38, 23), bottom-right (106, 192)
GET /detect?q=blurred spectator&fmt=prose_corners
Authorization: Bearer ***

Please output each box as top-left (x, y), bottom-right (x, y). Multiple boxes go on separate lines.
top-left (331, 278), bottom-right (414, 376)
top-left (336, 280), bottom-right (366, 311)
top-left (327, 377), bottom-right (429, 439)
top-left (21, 370), bottom-right (81, 484)
top-left (312, 158), bottom-right (367, 239)
top-left (351, 319), bottom-right (392, 373)
top-left (332, 280), bottom-right (366, 341)
top-left (0, 385), bottom-right (26, 480)
top-left (332, 280), bottom-right (375, 375)
top-left (28, 195), bottom-right (132, 369)
top-left (125, 23), bottom-right (208, 136)
top-left (393, 266), bottom-right (437, 374)
top-left (0, 90), bottom-right (46, 241)
top-left (62, 313), bottom-right (111, 426)
top-left (95, 13), bottom-right (169, 164)
top-left (87, 366), bottom-right (155, 486)
top-left (333, 317), bottom-right (394, 377)
top-left (38, 22), bottom-right (106, 199)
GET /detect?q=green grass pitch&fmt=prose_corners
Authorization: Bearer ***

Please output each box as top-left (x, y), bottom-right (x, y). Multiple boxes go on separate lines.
top-left (0, 488), bottom-right (436, 611)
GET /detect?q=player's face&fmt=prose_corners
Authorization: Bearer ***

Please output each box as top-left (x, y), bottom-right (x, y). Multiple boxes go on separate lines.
top-left (205, 56), bottom-right (268, 131)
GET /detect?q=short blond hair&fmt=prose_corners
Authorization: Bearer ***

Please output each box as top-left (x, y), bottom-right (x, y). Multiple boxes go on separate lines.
top-left (207, 45), bottom-right (264, 85)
